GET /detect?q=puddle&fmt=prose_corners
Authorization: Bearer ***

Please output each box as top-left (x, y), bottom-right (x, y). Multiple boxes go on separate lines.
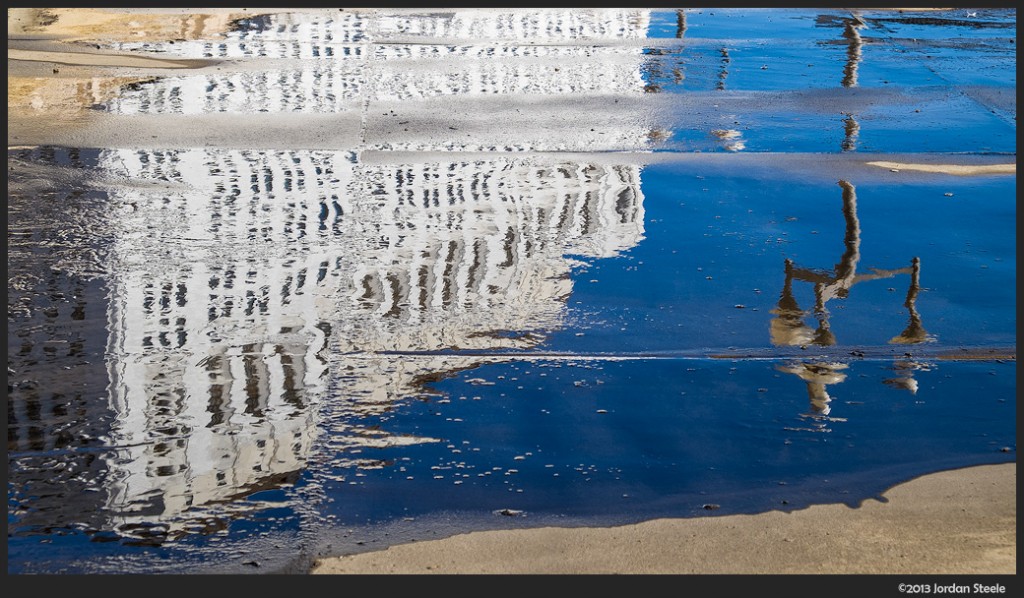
top-left (6, 8), bottom-right (1016, 574)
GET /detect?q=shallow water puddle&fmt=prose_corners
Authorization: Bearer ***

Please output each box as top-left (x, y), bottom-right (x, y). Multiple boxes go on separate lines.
top-left (7, 8), bottom-right (1015, 574)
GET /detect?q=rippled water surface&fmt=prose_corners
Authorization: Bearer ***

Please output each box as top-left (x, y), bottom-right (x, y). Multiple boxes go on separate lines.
top-left (7, 8), bottom-right (1016, 574)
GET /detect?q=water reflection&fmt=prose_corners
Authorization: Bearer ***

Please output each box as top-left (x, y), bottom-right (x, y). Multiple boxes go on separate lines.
top-left (7, 147), bottom-right (117, 540)
top-left (774, 360), bottom-right (847, 419)
top-left (12, 9), bottom-right (1013, 572)
top-left (9, 148), bottom-right (645, 543)
top-left (105, 11), bottom-right (369, 114)
top-left (104, 9), bottom-right (653, 114)
top-left (770, 180), bottom-right (932, 427)
top-left (815, 13), bottom-right (867, 89)
top-left (675, 9), bottom-right (687, 39)
top-left (889, 257), bottom-right (929, 345)
top-left (717, 47), bottom-right (730, 91)
top-left (840, 17), bottom-right (865, 89)
top-left (839, 19), bottom-right (864, 152)
top-left (882, 360), bottom-right (932, 395)
top-left (770, 180), bottom-right (925, 348)
top-left (7, 8), bottom-right (655, 547)
top-left (841, 113), bottom-right (860, 152)
top-left (777, 356), bottom-right (935, 431)
top-left (817, 15), bottom-right (868, 150)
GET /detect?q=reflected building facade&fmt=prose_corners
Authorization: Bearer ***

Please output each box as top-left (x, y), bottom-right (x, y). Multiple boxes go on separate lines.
top-left (80, 8), bottom-right (652, 539)
top-left (105, 9), bottom-right (651, 114)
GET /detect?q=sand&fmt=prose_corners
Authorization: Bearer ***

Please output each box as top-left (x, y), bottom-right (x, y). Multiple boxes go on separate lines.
top-left (311, 463), bottom-right (1016, 574)
top-left (867, 161), bottom-right (1017, 176)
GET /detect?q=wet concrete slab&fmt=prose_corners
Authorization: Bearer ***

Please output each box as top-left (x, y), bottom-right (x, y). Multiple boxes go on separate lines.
top-left (6, 7), bottom-right (1016, 575)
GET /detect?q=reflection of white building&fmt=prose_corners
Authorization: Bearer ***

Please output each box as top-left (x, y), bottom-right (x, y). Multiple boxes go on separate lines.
top-left (105, 9), bottom-right (650, 114)
top-left (87, 8), bottom-right (653, 540)
top-left (98, 149), bottom-right (645, 536)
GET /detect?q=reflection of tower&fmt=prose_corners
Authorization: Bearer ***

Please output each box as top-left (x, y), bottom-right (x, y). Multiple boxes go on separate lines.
top-left (770, 180), bottom-right (926, 348)
top-left (337, 160), bottom-right (645, 352)
top-left (374, 9), bottom-right (650, 42)
top-left (319, 159), bottom-right (644, 461)
top-left (369, 9), bottom-right (651, 102)
top-left (67, 7), bottom-right (655, 541)
top-left (99, 148), bottom-right (646, 538)
top-left (99, 148), bottom-right (339, 541)
top-left (106, 12), bottom-right (368, 115)
top-left (107, 9), bottom-right (652, 113)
